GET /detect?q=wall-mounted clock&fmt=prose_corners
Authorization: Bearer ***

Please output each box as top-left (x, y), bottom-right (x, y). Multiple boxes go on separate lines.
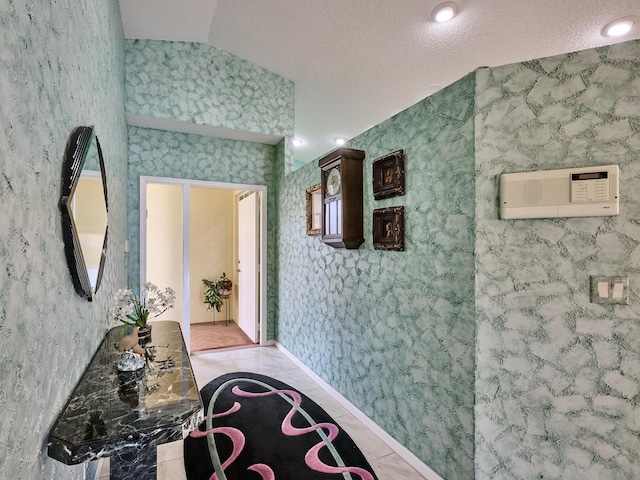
top-left (318, 147), bottom-right (366, 249)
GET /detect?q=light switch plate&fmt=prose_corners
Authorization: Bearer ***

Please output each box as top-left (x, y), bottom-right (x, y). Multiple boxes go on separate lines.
top-left (590, 275), bottom-right (629, 304)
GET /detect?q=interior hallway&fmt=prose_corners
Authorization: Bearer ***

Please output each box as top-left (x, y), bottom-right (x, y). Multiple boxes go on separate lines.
top-left (96, 346), bottom-right (429, 480)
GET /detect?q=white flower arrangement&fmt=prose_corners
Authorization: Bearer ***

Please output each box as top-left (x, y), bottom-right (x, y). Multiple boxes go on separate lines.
top-left (111, 282), bottom-right (176, 327)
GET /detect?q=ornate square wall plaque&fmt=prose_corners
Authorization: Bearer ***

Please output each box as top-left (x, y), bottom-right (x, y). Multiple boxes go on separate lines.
top-left (373, 206), bottom-right (404, 251)
top-left (372, 150), bottom-right (405, 200)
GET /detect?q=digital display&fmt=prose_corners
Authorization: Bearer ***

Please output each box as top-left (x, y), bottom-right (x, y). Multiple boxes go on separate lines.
top-left (571, 170), bottom-right (610, 203)
top-left (572, 172), bottom-right (608, 181)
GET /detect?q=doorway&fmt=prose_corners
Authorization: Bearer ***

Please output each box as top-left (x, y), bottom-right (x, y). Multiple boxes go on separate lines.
top-left (139, 176), bottom-right (267, 353)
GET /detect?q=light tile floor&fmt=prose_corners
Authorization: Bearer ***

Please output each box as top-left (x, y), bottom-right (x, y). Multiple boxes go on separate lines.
top-left (98, 346), bottom-right (428, 480)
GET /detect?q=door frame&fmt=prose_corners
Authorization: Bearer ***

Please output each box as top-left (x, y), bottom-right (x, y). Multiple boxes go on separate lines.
top-left (140, 175), bottom-right (268, 351)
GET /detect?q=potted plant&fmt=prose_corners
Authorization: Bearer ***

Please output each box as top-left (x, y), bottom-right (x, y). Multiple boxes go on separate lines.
top-left (202, 273), bottom-right (233, 313)
top-left (202, 278), bottom-right (222, 313)
top-left (111, 282), bottom-right (176, 342)
top-left (217, 272), bottom-right (232, 296)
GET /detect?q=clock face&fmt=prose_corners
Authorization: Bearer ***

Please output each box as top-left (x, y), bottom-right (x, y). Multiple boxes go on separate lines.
top-left (326, 167), bottom-right (341, 196)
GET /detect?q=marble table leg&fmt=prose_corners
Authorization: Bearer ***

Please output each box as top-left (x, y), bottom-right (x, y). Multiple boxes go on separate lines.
top-left (110, 446), bottom-right (157, 480)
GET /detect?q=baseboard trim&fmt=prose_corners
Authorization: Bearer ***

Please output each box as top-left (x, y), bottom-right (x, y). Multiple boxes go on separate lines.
top-left (275, 342), bottom-right (444, 480)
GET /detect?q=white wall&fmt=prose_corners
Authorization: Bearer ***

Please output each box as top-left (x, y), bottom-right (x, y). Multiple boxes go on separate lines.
top-left (190, 187), bottom-right (237, 324)
top-left (146, 183), bottom-right (183, 324)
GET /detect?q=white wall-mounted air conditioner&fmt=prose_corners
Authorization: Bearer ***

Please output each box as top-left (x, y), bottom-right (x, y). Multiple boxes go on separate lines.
top-left (500, 165), bottom-right (619, 219)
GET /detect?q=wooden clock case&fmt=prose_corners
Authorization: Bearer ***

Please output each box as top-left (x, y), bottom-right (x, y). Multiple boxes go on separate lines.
top-left (318, 147), bottom-right (365, 249)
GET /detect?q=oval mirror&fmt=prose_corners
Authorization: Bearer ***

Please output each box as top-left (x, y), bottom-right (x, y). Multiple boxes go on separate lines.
top-left (59, 126), bottom-right (108, 301)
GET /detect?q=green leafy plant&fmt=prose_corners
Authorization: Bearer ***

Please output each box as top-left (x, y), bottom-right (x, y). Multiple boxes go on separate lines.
top-left (202, 279), bottom-right (222, 312)
top-left (202, 273), bottom-right (232, 313)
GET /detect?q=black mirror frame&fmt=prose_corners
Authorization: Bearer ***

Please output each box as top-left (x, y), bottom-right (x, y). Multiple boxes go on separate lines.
top-left (59, 126), bottom-right (108, 301)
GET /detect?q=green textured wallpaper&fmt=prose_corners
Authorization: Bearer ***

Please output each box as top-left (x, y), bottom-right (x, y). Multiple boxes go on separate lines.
top-left (125, 39), bottom-right (295, 172)
top-left (475, 40), bottom-right (640, 480)
top-left (276, 74), bottom-right (477, 480)
top-left (3, 4), bottom-right (636, 478)
top-left (276, 39), bottom-right (640, 480)
top-left (0, 1), bottom-right (128, 479)
top-left (124, 39), bottom-right (296, 341)
top-left (127, 126), bottom-right (279, 339)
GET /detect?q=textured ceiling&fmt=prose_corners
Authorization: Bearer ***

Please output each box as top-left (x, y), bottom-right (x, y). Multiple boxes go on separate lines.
top-left (119, 0), bottom-right (640, 165)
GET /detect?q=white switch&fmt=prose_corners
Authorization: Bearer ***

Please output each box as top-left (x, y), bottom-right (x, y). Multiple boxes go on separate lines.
top-left (598, 281), bottom-right (609, 298)
top-left (612, 282), bottom-right (624, 299)
top-left (591, 275), bottom-right (629, 305)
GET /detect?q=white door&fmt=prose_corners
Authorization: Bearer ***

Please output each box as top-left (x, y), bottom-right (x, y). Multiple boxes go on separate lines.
top-left (237, 192), bottom-right (259, 342)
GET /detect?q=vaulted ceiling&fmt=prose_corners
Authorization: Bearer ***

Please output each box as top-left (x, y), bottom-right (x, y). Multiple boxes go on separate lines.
top-left (120, 0), bottom-right (640, 165)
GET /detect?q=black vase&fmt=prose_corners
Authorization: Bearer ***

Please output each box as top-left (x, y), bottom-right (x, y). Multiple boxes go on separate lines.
top-left (138, 324), bottom-right (152, 344)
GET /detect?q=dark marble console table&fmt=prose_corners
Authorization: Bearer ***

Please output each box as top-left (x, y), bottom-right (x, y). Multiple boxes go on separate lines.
top-left (48, 321), bottom-right (203, 479)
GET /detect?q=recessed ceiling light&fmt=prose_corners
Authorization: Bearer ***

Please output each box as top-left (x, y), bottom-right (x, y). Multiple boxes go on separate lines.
top-left (602, 17), bottom-right (635, 37)
top-left (335, 137), bottom-right (347, 146)
top-left (292, 137), bottom-right (304, 147)
top-left (432, 2), bottom-right (459, 23)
